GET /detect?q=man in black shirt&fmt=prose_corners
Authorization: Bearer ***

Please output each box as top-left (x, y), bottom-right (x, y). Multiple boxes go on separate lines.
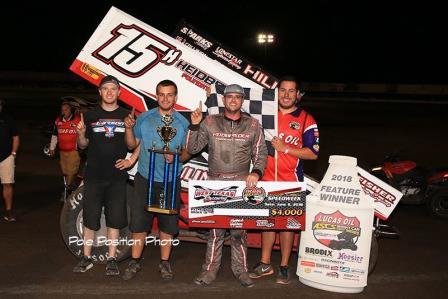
top-left (0, 99), bottom-right (20, 222)
top-left (73, 76), bottom-right (136, 275)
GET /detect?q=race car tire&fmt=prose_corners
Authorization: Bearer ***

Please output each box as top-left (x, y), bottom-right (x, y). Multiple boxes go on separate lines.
top-left (427, 187), bottom-right (448, 219)
top-left (368, 233), bottom-right (379, 275)
top-left (60, 182), bottom-right (132, 264)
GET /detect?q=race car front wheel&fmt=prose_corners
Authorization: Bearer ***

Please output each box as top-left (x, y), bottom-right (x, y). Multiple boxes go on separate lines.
top-left (60, 183), bottom-right (132, 264)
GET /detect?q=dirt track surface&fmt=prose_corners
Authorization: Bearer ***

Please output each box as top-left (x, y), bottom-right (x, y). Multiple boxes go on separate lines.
top-left (1, 97), bottom-right (447, 298)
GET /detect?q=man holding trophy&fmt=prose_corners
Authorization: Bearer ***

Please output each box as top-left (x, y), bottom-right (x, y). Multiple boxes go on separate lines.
top-left (122, 80), bottom-right (190, 280)
top-left (187, 84), bottom-right (268, 288)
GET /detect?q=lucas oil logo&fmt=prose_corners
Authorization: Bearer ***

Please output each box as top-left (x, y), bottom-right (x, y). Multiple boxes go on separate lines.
top-left (312, 210), bottom-right (360, 251)
top-left (91, 119), bottom-right (125, 138)
top-left (193, 186), bottom-right (238, 203)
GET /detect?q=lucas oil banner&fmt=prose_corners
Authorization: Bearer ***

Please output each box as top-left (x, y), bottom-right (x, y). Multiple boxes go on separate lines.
top-left (70, 7), bottom-right (266, 114)
top-left (188, 180), bottom-right (306, 230)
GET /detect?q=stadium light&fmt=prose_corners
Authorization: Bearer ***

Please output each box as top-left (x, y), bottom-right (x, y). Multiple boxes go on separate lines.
top-left (257, 33), bottom-right (275, 57)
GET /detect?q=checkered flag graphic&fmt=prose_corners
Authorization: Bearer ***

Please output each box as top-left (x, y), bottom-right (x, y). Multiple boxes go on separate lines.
top-left (205, 84), bottom-right (277, 142)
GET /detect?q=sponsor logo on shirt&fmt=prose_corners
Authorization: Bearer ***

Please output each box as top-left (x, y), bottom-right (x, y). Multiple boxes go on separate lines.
top-left (289, 121), bottom-right (300, 130)
top-left (91, 119), bottom-right (125, 138)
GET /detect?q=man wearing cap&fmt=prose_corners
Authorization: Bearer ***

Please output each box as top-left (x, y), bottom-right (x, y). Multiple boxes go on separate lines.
top-left (73, 75), bottom-right (136, 275)
top-left (187, 84), bottom-right (268, 288)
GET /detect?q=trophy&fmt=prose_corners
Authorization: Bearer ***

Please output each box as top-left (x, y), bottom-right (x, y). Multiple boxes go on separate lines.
top-left (157, 114), bottom-right (177, 152)
top-left (145, 114), bottom-right (180, 215)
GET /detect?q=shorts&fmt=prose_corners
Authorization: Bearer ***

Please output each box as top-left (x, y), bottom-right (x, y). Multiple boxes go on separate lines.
top-left (129, 172), bottom-right (180, 235)
top-left (60, 151), bottom-right (80, 176)
top-left (82, 179), bottom-right (128, 231)
top-left (0, 155), bottom-right (15, 184)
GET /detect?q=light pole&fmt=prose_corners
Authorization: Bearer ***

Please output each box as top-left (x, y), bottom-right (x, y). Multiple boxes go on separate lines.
top-left (257, 33), bottom-right (275, 58)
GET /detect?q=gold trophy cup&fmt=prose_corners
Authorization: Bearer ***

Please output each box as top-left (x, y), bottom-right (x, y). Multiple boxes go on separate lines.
top-left (157, 114), bottom-right (177, 152)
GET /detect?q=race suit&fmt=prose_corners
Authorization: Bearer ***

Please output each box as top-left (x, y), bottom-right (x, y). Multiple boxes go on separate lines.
top-left (187, 113), bottom-right (268, 276)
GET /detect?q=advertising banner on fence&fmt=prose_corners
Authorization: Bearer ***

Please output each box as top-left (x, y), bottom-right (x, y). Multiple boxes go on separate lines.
top-left (297, 156), bottom-right (374, 293)
top-left (70, 7), bottom-right (266, 114)
top-left (188, 180), bottom-right (306, 230)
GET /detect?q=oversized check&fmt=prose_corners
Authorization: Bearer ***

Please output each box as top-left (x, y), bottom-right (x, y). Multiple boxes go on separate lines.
top-left (188, 180), bottom-right (307, 230)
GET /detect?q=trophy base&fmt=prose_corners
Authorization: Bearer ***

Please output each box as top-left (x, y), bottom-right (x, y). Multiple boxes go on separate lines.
top-left (145, 205), bottom-right (178, 214)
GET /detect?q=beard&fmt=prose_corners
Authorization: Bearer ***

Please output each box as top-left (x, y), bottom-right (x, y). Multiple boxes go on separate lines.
top-left (279, 98), bottom-right (297, 110)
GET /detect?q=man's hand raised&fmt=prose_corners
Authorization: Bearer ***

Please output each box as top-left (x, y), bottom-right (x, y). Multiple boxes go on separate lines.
top-left (124, 107), bottom-right (136, 129)
top-left (76, 113), bottom-right (86, 135)
top-left (191, 101), bottom-right (203, 125)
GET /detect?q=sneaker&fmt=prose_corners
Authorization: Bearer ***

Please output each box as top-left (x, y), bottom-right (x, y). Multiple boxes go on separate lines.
top-left (236, 272), bottom-right (255, 288)
top-left (3, 210), bottom-right (16, 222)
top-left (276, 266), bottom-right (290, 284)
top-left (159, 260), bottom-right (173, 280)
top-left (194, 270), bottom-right (217, 286)
top-left (105, 257), bottom-right (120, 276)
top-left (73, 256), bottom-right (93, 273)
top-left (249, 262), bottom-right (274, 278)
top-left (122, 259), bottom-right (142, 280)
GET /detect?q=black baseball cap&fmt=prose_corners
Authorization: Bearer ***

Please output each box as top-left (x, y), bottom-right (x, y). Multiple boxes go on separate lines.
top-left (99, 75), bottom-right (120, 88)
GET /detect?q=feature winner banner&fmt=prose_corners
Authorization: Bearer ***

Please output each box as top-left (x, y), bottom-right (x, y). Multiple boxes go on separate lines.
top-left (188, 180), bottom-right (306, 230)
top-left (173, 20), bottom-right (279, 89)
top-left (70, 7), bottom-right (266, 114)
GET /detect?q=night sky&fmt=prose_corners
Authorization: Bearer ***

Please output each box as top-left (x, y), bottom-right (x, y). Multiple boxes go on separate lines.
top-left (1, 1), bottom-right (446, 84)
